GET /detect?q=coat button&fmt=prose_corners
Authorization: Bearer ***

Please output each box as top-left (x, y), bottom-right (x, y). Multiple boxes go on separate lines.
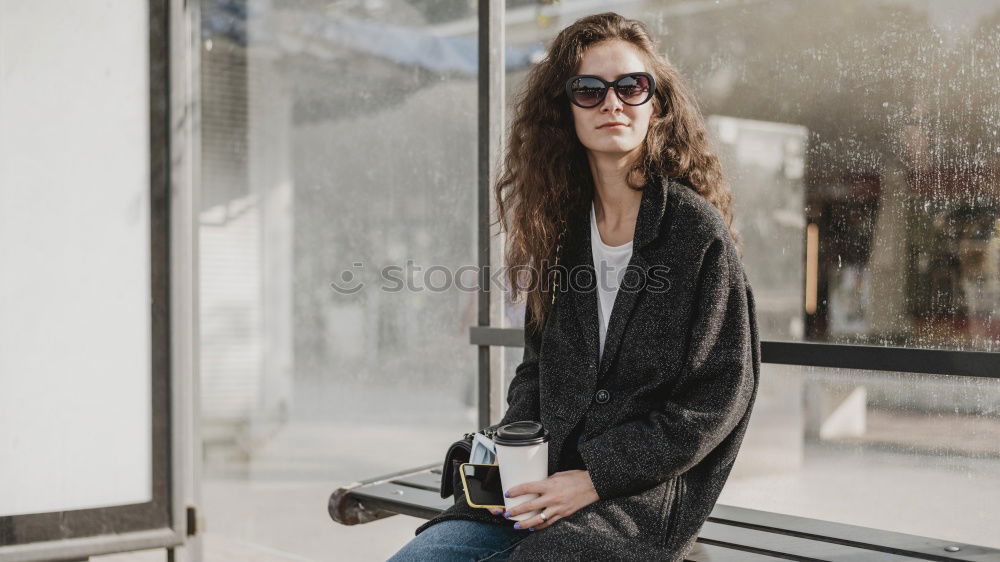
top-left (595, 389), bottom-right (611, 404)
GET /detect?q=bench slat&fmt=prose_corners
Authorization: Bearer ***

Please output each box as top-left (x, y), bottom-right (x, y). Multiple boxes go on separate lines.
top-left (686, 542), bottom-right (798, 561)
top-left (710, 505), bottom-right (999, 562)
top-left (699, 521), bottom-right (916, 561)
top-left (351, 481), bottom-right (453, 521)
top-left (393, 471), bottom-right (443, 492)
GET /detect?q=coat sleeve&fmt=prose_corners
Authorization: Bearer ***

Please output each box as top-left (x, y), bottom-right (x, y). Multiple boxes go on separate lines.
top-left (577, 237), bottom-right (758, 500)
top-left (489, 303), bottom-right (543, 431)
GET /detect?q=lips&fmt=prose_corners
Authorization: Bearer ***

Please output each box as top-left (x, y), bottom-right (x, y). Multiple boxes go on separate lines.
top-left (599, 122), bottom-right (627, 129)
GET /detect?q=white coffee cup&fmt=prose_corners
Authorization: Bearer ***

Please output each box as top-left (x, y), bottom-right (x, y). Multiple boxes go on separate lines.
top-left (493, 421), bottom-right (550, 522)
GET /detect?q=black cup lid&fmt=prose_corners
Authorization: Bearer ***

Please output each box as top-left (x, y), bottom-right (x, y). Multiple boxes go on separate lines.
top-left (493, 421), bottom-right (549, 446)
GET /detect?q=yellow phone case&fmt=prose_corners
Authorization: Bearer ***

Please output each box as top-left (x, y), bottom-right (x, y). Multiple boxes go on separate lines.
top-left (458, 462), bottom-right (506, 510)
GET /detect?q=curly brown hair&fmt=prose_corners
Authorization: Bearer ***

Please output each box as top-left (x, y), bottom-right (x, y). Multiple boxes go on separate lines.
top-left (494, 11), bottom-right (740, 335)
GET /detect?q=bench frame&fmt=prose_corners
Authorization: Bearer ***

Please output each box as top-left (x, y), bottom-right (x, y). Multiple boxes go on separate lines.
top-left (329, 464), bottom-right (1000, 561)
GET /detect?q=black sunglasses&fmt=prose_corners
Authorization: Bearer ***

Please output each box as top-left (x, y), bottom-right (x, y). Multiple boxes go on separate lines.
top-left (565, 72), bottom-right (655, 109)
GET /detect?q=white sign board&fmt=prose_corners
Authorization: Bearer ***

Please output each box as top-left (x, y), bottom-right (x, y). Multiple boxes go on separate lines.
top-left (0, 0), bottom-right (152, 516)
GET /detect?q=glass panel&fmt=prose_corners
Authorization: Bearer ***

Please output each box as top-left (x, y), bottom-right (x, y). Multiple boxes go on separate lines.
top-left (499, 0), bottom-right (1000, 547)
top-left (723, 363), bottom-right (1000, 548)
top-left (0, 0), bottom-right (152, 517)
top-left (503, 0), bottom-right (1000, 352)
top-left (199, 0), bottom-right (478, 558)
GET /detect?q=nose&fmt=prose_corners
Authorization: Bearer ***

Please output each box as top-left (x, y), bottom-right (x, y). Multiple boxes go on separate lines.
top-left (600, 87), bottom-right (625, 113)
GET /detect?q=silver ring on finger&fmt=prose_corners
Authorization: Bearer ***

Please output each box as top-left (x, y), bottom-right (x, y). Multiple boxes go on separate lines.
top-left (539, 511), bottom-right (548, 522)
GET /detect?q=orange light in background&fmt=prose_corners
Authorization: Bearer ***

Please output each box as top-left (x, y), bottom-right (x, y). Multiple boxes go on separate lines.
top-left (805, 223), bottom-right (818, 314)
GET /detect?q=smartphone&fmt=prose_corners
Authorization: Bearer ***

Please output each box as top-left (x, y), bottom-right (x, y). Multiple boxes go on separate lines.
top-left (459, 462), bottom-right (505, 510)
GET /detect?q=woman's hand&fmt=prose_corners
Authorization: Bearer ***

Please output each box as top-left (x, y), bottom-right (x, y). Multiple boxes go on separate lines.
top-left (488, 470), bottom-right (599, 531)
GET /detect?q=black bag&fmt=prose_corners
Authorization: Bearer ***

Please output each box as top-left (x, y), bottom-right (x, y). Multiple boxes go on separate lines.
top-left (439, 434), bottom-right (473, 501)
top-left (439, 427), bottom-right (500, 501)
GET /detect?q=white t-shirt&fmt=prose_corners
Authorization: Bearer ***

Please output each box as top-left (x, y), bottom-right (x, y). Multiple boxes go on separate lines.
top-left (590, 201), bottom-right (634, 361)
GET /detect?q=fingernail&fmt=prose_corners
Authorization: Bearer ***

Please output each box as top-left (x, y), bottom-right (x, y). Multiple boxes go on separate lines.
top-left (513, 523), bottom-right (521, 529)
top-left (504, 491), bottom-right (509, 498)
top-left (529, 527), bottom-right (535, 532)
top-left (503, 512), bottom-right (511, 518)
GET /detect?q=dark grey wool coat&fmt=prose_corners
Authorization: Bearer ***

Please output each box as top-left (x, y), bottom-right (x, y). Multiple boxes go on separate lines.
top-left (414, 174), bottom-right (761, 561)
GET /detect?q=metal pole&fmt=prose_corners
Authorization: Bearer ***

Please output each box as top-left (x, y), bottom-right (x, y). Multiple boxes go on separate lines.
top-left (477, 0), bottom-right (505, 430)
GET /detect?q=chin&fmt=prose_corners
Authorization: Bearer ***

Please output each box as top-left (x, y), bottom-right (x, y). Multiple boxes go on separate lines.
top-left (590, 141), bottom-right (640, 154)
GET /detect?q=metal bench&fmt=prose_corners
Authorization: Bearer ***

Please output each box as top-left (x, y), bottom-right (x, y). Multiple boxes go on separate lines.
top-left (329, 463), bottom-right (999, 561)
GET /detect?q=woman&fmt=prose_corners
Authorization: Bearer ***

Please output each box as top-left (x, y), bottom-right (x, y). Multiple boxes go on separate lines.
top-left (390, 11), bottom-right (759, 562)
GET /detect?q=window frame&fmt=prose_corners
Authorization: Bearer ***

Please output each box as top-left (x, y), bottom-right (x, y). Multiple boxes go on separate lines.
top-left (0, 0), bottom-right (196, 559)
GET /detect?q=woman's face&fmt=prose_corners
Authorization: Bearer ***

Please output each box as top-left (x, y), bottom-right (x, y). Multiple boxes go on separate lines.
top-left (569, 40), bottom-right (655, 161)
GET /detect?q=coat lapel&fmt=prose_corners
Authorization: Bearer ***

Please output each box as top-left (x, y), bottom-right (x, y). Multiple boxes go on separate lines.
top-left (570, 174), bottom-right (672, 386)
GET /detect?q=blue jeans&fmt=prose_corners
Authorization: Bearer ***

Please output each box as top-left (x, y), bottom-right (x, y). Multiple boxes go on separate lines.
top-left (388, 519), bottom-right (531, 562)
